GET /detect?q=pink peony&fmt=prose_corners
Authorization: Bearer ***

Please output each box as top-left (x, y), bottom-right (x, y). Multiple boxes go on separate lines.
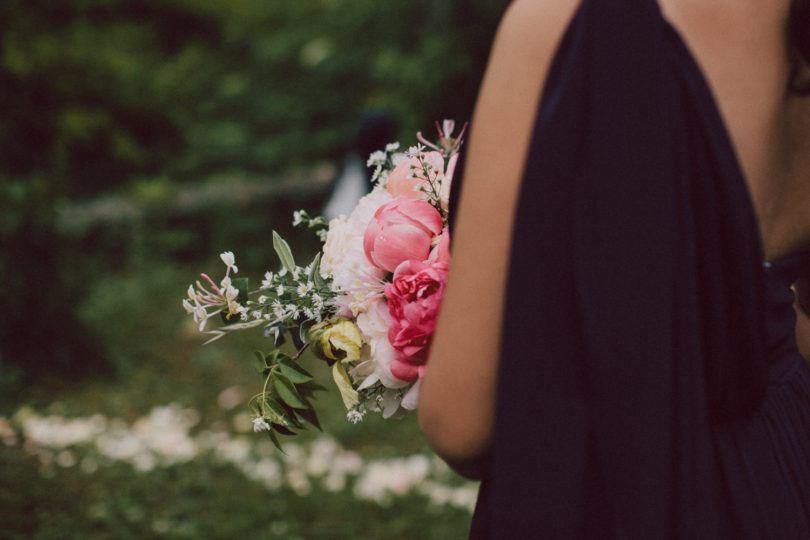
top-left (384, 255), bottom-right (450, 382)
top-left (386, 151), bottom-right (445, 199)
top-left (363, 198), bottom-right (443, 273)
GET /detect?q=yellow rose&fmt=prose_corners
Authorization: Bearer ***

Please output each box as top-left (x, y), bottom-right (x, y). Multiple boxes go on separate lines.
top-left (320, 319), bottom-right (363, 363)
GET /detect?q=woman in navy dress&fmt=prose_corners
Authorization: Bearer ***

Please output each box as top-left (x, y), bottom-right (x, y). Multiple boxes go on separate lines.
top-left (420, 0), bottom-right (810, 537)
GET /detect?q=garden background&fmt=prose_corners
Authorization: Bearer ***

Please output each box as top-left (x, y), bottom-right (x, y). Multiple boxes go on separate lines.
top-left (0, 0), bottom-right (509, 538)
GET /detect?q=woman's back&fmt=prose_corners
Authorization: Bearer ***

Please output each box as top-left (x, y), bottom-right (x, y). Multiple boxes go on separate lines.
top-left (660, 0), bottom-right (810, 261)
top-left (419, 0), bottom-right (810, 537)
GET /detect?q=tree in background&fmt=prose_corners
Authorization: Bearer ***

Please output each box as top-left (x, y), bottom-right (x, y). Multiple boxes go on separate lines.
top-left (0, 0), bottom-right (507, 385)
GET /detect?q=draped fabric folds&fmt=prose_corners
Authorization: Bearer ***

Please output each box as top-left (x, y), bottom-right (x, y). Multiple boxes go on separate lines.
top-left (461, 0), bottom-right (810, 537)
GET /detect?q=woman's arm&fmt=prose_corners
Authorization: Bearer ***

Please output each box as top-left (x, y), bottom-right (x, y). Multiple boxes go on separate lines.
top-left (417, 0), bottom-right (580, 479)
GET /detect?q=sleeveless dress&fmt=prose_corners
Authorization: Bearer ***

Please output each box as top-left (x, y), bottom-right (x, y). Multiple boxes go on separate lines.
top-left (456, 0), bottom-right (810, 537)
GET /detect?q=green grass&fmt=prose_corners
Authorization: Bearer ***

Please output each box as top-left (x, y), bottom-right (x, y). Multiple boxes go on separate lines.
top-left (1, 254), bottom-right (476, 539)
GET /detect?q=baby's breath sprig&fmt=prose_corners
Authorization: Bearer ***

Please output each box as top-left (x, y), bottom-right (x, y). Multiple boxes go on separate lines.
top-left (183, 226), bottom-right (339, 449)
top-left (367, 141), bottom-right (402, 187)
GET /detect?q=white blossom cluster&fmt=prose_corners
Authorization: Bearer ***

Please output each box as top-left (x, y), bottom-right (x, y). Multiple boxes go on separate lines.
top-left (253, 260), bottom-right (333, 331)
top-left (366, 141), bottom-right (403, 186)
top-left (4, 401), bottom-right (477, 511)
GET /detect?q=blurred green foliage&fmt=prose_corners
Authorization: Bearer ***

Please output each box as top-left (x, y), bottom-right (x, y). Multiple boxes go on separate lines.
top-left (0, 0), bottom-right (507, 397)
top-left (1, 0), bottom-right (506, 195)
top-left (1, 3), bottom-right (505, 534)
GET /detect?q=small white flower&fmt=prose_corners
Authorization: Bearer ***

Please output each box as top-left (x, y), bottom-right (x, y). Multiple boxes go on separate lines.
top-left (366, 150), bottom-right (387, 167)
top-left (293, 210), bottom-right (305, 226)
top-left (261, 272), bottom-right (274, 289)
top-left (406, 143), bottom-right (425, 159)
top-left (285, 304), bottom-right (299, 319)
top-left (302, 307), bottom-right (315, 320)
top-left (252, 310), bottom-right (263, 320)
top-left (311, 293), bottom-right (324, 310)
top-left (258, 295), bottom-right (268, 304)
top-left (317, 229), bottom-right (328, 242)
top-left (296, 281), bottom-right (314, 298)
top-left (272, 301), bottom-right (285, 319)
top-left (220, 251), bottom-right (238, 273)
top-left (276, 285), bottom-right (285, 297)
top-left (225, 285), bottom-right (239, 302)
top-left (347, 410), bottom-right (365, 424)
top-left (385, 142), bottom-right (400, 153)
top-left (252, 417), bottom-right (272, 433)
top-left (220, 276), bottom-right (232, 289)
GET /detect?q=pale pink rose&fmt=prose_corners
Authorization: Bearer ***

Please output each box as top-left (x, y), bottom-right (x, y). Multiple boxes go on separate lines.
top-left (363, 198), bottom-right (443, 273)
top-left (386, 151), bottom-right (445, 199)
top-left (384, 258), bottom-right (450, 382)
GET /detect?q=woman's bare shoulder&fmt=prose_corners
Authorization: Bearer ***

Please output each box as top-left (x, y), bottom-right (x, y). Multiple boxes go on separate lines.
top-left (495, 0), bottom-right (581, 63)
top-left (417, 0), bottom-right (581, 477)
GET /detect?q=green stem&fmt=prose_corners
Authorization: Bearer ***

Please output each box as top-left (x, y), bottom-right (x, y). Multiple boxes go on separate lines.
top-left (293, 342), bottom-right (310, 361)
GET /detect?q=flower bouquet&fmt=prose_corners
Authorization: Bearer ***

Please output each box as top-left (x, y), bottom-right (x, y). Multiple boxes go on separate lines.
top-left (183, 120), bottom-right (466, 448)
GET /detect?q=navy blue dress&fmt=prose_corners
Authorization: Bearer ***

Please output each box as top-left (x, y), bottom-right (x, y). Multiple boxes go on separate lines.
top-left (462, 0), bottom-right (810, 537)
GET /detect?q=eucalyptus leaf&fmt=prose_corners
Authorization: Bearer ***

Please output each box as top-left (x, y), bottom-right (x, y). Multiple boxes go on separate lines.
top-left (272, 231), bottom-right (296, 274)
top-left (332, 362), bottom-right (359, 410)
top-left (272, 373), bottom-right (308, 409)
top-left (277, 357), bottom-right (313, 383)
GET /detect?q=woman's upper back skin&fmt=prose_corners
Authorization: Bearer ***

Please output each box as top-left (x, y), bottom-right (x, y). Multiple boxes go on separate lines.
top-left (659, 0), bottom-right (810, 262)
top-left (418, 0), bottom-right (810, 476)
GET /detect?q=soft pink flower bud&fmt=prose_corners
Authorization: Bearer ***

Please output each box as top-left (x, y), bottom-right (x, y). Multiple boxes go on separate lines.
top-left (440, 153), bottom-right (458, 210)
top-left (428, 228), bottom-right (451, 264)
top-left (363, 199), bottom-right (443, 273)
top-left (386, 151), bottom-right (445, 199)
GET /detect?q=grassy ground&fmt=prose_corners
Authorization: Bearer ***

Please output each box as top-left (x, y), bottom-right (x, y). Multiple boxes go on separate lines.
top-left (1, 242), bottom-right (476, 538)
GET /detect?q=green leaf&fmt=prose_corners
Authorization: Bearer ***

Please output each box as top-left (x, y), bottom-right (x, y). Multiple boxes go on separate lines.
top-left (277, 357), bottom-right (313, 383)
top-left (232, 277), bottom-right (249, 304)
top-left (272, 373), bottom-right (308, 409)
top-left (267, 430), bottom-right (283, 452)
top-left (277, 400), bottom-right (305, 428)
top-left (253, 351), bottom-right (268, 373)
top-left (309, 253), bottom-right (322, 283)
top-left (265, 349), bottom-right (280, 366)
top-left (332, 362), bottom-right (359, 410)
top-left (273, 231), bottom-right (296, 274)
top-left (298, 323), bottom-right (310, 346)
top-left (295, 407), bottom-right (322, 431)
top-left (271, 423), bottom-right (296, 436)
top-left (297, 380), bottom-right (327, 398)
top-left (261, 397), bottom-right (288, 423)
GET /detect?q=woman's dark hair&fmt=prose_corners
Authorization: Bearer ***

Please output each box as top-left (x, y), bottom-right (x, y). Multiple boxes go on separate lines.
top-left (790, 0), bottom-right (810, 94)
